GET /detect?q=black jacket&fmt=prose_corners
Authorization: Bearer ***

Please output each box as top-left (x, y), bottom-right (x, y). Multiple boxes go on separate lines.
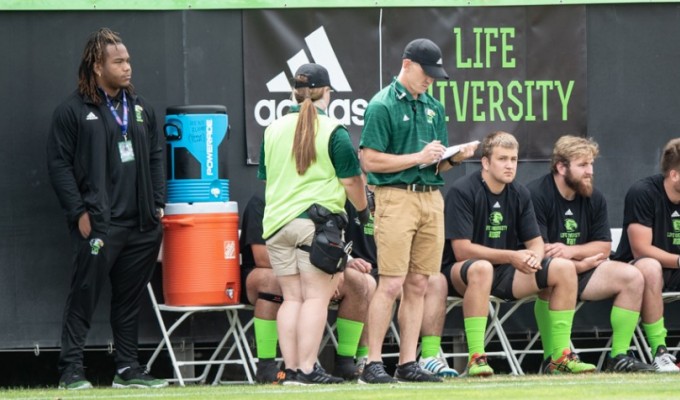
top-left (47, 89), bottom-right (165, 234)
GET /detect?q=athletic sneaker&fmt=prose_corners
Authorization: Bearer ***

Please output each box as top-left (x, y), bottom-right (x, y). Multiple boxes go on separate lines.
top-left (547, 349), bottom-right (596, 374)
top-left (418, 356), bottom-right (459, 377)
top-left (358, 361), bottom-right (397, 384)
top-left (393, 361), bottom-right (442, 382)
top-left (112, 366), bottom-right (168, 388)
top-left (273, 368), bottom-right (301, 385)
top-left (465, 353), bottom-right (494, 377)
top-left (58, 365), bottom-right (93, 390)
top-left (604, 353), bottom-right (655, 373)
top-left (296, 363), bottom-right (344, 384)
top-left (334, 355), bottom-right (361, 380)
top-left (652, 345), bottom-right (680, 372)
top-left (538, 358), bottom-right (551, 375)
top-left (255, 359), bottom-right (280, 383)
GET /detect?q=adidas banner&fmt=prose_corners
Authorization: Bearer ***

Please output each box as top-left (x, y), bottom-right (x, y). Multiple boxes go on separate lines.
top-left (243, 6), bottom-right (586, 164)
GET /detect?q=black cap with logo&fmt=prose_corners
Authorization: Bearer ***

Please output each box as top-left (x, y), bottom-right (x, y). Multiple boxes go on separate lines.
top-left (293, 63), bottom-right (336, 91)
top-left (402, 38), bottom-right (449, 80)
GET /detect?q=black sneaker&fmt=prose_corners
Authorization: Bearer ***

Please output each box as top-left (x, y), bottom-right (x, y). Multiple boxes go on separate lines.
top-left (394, 361), bottom-right (442, 382)
top-left (58, 365), bottom-right (93, 390)
top-left (605, 353), bottom-right (656, 373)
top-left (274, 368), bottom-right (301, 385)
top-left (296, 364), bottom-right (344, 384)
top-left (256, 359), bottom-right (280, 384)
top-left (538, 357), bottom-right (551, 375)
top-left (334, 355), bottom-right (360, 380)
top-left (358, 361), bottom-right (397, 384)
top-left (112, 366), bottom-right (168, 388)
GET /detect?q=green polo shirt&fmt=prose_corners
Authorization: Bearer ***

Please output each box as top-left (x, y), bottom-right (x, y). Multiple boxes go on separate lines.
top-left (360, 78), bottom-right (448, 186)
top-left (258, 105), bottom-right (360, 181)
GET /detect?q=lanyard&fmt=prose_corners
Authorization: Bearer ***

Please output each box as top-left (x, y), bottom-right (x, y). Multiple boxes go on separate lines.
top-left (103, 90), bottom-right (128, 140)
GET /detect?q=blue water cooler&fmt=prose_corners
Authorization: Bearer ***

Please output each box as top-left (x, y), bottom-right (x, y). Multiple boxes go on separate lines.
top-left (164, 105), bottom-right (229, 203)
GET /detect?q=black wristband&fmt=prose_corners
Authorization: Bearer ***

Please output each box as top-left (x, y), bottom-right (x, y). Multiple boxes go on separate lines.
top-left (357, 207), bottom-right (371, 225)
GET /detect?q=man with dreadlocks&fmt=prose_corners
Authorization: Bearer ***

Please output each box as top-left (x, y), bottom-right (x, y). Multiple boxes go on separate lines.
top-left (47, 28), bottom-right (166, 390)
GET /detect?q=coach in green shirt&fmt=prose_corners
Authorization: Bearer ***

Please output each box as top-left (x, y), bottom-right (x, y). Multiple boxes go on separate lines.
top-left (358, 38), bottom-right (477, 384)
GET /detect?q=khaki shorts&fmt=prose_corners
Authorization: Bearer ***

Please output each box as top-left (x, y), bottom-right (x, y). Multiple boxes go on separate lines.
top-left (373, 186), bottom-right (444, 276)
top-left (266, 218), bottom-right (321, 276)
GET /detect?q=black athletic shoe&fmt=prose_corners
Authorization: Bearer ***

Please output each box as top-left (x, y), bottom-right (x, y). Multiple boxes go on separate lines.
top-left (296, 364), bottom-right (344, 384)
top-left (394, 361), bottom-right (442, 382)
top-left (604, 353), bottom-right (656, 373)
top-left (538, 357), bottom-right (551, 375)
top-left (358, 361), bottom-right (397, 384)
top-left (273, 368), bottom-right (300, 385)
top-left (58, 364), bottom-right (93, 390)
top-left (112, 366), bottom-right (168, 388)
top-left (256, 359), bottom-right (280, 383)
top-left (334, 355), bottom-right (360, 380)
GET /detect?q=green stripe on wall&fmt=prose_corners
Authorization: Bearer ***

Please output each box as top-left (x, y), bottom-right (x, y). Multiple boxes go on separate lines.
top-left (2, 0), bottom-right (679, 11)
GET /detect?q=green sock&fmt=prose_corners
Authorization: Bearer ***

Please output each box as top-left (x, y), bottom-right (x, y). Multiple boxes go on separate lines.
top-left (642, 317), bottom-right (667, 356)
top-left (355, 345), bottom-right (368, 358)
top-left (336, 317), bottom-right (364, 357)
top-left (549, 309), bottom-right (575, 361)
top-left (534, 298), bottom-right (552, 360)
top-left (464, 317), bottom-right (487, 360)
top-left (420, 336), bottom-right (441, 359)
top-left (610, 306), bottom-right (640, 357)
top-left (254, 317), bottom-right (278, 359)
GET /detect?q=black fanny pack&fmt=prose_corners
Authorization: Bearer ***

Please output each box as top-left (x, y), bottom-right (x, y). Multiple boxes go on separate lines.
top-left (299, 203), bottom-right (352, 275)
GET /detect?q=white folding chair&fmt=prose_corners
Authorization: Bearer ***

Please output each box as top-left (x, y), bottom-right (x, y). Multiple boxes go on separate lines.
top-left (145, 283), bottom-right (256, 386)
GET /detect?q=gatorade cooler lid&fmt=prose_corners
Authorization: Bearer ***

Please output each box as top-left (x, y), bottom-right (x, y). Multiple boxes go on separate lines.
top-left (165, 201), bottom-right (238, 215)
top-left (166, 105), bottom-right (227, 115)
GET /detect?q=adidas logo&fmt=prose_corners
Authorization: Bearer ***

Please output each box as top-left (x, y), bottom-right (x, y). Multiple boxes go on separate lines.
top-left (253, 26), bottom-right (368, 128)
top-left (565, 209), bottom-right (574, 216)
top-left (86, 112), bottom-right (98, 121)
top-left (493, 201), bottom-right (501, 209)
top-left (266, 26), bottom-right (351, 92)
top-left (672, 211), bottom-right (680, 218)
top-left (403, 115), bottom-right (410, 121)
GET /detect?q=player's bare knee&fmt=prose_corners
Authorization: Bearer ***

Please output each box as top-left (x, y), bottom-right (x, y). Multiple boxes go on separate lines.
top-left (548, 258), bottom-right (577, 287)
top-left (467, 260), bottom-right (493, 286)
top-left (633, 257), bottom-right (663, 283)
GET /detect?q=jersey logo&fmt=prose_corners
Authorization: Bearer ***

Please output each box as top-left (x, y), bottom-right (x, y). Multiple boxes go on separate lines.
top-left (493, 201), bottom-right (501, 208)
top-left (487, 211), bottom-right (506, 239)
top-left (564, 218), bottom-right (578, 232)
top-left (403, 115), bottom-right (410, 121)
top-left (86, 112), bottom-right (98, 121)
top-left (565, 209), bottom-right (574, 216)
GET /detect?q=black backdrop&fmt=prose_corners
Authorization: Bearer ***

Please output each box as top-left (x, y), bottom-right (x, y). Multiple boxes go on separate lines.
top-left (1, 4), bottom-right (680, 351)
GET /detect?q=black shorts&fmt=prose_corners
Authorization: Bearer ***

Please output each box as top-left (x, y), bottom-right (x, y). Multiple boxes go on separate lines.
top-left (577, 268), bottom-right (596, 300)
top-left (663, 268), bottom-right (680, 292)
top-left (443, 258), bottom-right (552, 301)
top-left (240, 266), bottom-right (254, 304)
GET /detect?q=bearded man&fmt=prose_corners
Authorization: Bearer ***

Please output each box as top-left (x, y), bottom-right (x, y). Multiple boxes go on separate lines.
top-left (527, 135), bottom-right (655, 373)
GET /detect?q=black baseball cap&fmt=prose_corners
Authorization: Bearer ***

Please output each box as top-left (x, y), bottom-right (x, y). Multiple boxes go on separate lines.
top-left (402, 38), bottom-right (449, 80)
top-left (293, 63), bottom-right (336, 91)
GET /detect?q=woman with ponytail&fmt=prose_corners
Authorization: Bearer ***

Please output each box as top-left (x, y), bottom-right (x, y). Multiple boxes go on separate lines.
top-left (258, 63), bottom-right (369, 384)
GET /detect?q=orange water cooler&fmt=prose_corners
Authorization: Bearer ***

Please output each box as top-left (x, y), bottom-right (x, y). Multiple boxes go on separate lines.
top-left (161, 202), bottom-right (240, 306)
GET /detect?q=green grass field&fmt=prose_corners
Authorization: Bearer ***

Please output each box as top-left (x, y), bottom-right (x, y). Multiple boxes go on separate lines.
top-left (1, 373), bottom-right (676, 400)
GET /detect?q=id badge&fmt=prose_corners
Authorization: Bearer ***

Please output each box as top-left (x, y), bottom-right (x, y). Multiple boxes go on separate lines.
top-left (118, 140), bottom-right (135, 163)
